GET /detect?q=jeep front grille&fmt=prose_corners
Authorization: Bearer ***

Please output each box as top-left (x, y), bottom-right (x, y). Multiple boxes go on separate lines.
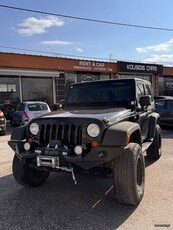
top-left (39, 124), bottom-right (82, 146)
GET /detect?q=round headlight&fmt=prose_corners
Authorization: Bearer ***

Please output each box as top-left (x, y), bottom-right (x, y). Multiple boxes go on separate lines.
top-left (87, 123), bottom-right (100, 138)
top-left (29, 123), bottom-right (39, 135)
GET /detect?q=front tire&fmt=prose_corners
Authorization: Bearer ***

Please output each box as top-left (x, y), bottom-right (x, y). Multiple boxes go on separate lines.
top-left (12, 155), bottom-right (50, 187)
top-left (146, 124), bottom-right (162, 159)
top-left (113, 143), bottom-right (145, 205)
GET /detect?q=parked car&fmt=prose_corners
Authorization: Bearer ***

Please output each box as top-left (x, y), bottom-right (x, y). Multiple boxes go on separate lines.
top-left (154, 95), bottom-right (173, 100)
top-left (10, 111), bottom-right (22, 127)
top-left (0, 109), bottom-right (6, 135)
top-left (9, 79), bottom-right (162, 206)
top-left (13, 101), bottom-right (51, 125)
top-left (155, 98), bottom-right (173, 127)
top-left (0, 103), bottom-right (16, 121)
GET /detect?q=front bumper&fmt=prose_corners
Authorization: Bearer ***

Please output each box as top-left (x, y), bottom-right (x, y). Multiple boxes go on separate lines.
top-left (8, 140), bottom-right (125, 170)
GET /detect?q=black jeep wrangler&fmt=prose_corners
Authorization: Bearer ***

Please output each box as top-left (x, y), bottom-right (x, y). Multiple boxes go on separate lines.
top-left (8, 78), bottom-right (162, 205)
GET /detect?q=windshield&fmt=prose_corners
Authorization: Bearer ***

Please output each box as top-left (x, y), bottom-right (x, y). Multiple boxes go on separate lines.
top-left (65, 81), bottom-right (135, 107)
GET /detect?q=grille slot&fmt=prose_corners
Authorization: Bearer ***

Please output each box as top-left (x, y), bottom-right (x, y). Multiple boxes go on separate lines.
top-left (39, 124), bottom-right (82, 146)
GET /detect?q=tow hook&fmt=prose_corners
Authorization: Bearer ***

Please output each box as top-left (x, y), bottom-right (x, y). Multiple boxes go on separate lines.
top-left (56, 166), bottom-right (77, 185)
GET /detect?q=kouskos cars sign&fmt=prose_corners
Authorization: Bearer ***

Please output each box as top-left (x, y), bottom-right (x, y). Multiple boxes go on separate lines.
top-left (118, 61), bottom-right (163, 74)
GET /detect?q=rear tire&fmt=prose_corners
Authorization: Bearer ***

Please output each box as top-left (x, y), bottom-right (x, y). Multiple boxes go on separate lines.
top-left (12, 155), bottom-right (50, 187)
top-left (113, 143), bottom-right (145, 205)
top-left (146, 124), bottom-right (162, 159)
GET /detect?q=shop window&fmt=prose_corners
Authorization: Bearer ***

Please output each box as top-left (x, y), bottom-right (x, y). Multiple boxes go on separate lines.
top-left (0, 76), bottom-right (20, 105)
top-left (21, 77), bottom-right (53, 105)
top-left (160, 76), bottom-right (173, 96)
top-left (55, 74), bottom-right (66, 102)
top-left (100, 73), bottom-right (111, 80)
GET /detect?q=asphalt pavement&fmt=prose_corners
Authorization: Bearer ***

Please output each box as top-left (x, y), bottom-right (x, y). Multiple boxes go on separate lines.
top-left (0, 124), bottom-right (172, 230)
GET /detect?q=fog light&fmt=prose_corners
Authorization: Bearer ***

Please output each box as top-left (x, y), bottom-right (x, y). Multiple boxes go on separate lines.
top-left (74, 145), bottom-right (82, 155)
top-left (24, 142), bottom-right (31, 151)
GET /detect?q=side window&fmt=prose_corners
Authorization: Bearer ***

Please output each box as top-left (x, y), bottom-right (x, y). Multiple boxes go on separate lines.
top-left (136, 83), bottom-right (145, 98)
top-left (145, 83), bottom-right (153, 101)
top-left (155, 100), bottom-right (166, 109)
top-left (167, 100), bottom-right (173, 112)
top-left (145, 84), bottom-right (151, 96)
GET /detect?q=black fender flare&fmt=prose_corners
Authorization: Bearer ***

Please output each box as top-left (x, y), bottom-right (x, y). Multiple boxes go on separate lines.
top-left (102, 121), bottom-right (141, 146)
top-left (10, 125), bottom-right (27, 140)
top-left (8, 126), bottom-right (27, 153)
top-left (147, 112), bottom-right (160, 139)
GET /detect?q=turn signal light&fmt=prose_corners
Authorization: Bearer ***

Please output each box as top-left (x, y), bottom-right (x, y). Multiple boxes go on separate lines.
top-left (126, 135), bottom-right (130, 142)
top-left (91, 141), bottom-right (98, 148)
top-left (27, 138), bottom-right (33, 144)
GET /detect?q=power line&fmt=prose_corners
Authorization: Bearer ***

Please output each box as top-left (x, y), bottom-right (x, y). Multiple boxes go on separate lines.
top-left (0, 45), bottom-right (116, 61)
top-left (1, 45), bottom-right (173, 65)
top-left (1, 4), bottom-right (173, 32)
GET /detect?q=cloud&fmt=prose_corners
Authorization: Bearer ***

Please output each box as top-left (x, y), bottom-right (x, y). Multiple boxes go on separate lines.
top-left (136, 39), bottom-right (173, 53)
top-left (16, 16), bottom-right (64, 36)
top-left (143, 54), bottom-right (173, 63)
top-left (41, 40), bottom-right (73, 45)
top-left (75, 47), bottom-right (84, 52)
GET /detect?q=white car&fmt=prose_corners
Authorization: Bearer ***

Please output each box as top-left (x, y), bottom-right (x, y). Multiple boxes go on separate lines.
top-left (15, 101), bottom-right (51, 125)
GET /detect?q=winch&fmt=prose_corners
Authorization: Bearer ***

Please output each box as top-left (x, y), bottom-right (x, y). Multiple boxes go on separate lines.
top-left (36, 155), bottom-right (77, 185)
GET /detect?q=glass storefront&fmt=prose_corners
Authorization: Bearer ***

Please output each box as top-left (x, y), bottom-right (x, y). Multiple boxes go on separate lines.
top-left (0, 76), bottom-right (20, 105)
top-left (21, 77), bottom-right (53, 105)
top-left (159, 76), bottom-right (173, 96)
top-left (100, 73), bottom-right (112, 80)
top-left (0, 71), bottom-right (111, 106)
top-left (0, 70), bottom-right (134, 107)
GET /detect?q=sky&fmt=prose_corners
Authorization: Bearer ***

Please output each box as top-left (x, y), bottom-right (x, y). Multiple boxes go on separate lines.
top-left (1, 0), bottom-right (173, 65)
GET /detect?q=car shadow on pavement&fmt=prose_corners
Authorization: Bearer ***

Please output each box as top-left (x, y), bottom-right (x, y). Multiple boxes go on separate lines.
top-left (161, 127), bottom-right (173, 139)
top-left (144, 156), bottom-right (158, 168)
top-left (0, 173), bottom-right (137, 230)
top-left (5, 123), bottom-right (16, 136)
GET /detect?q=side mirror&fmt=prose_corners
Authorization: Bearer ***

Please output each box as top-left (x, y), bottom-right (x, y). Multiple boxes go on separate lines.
top-left (139, 95), bottom-right (151, 107)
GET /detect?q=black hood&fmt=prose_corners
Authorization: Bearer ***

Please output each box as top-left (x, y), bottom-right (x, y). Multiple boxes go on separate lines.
top-left (42, 107), bottom-right (132, 125)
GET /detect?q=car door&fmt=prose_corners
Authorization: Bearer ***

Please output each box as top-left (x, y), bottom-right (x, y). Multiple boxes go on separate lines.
top-left (136, 82), bottom-right (149, 140)
top-left (162, 100), bottom-right (173, 125)
top-left (155, 100), bottom-right (167, 125)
